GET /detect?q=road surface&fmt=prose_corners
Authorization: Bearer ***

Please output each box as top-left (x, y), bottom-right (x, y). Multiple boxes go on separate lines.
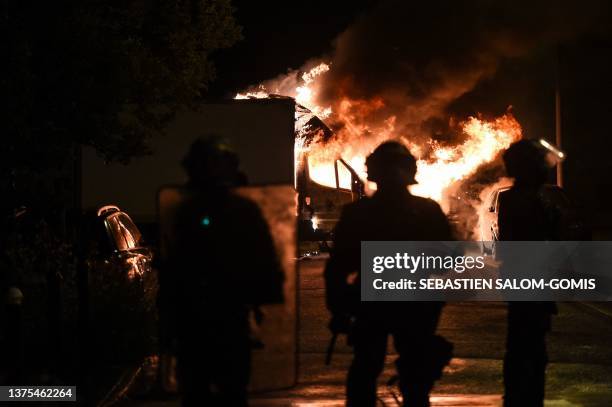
top-left (117, 256), bottom-right (612, 406)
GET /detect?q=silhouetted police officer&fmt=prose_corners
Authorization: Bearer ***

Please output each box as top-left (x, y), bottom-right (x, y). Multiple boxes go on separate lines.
top-left (162, 137), bottom-right (283, 407)
top-left (499, 139), bottom-right (572, 407)
top-left (325, 141), bottom-right (453, 407)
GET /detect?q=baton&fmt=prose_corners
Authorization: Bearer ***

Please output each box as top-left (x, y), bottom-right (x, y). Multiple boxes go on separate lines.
top-left (325, 332), bottom-right (338, 365)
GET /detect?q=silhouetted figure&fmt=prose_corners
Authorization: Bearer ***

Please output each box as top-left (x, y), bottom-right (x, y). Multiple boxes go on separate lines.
top-left (325, 141), bottom-right (453, 407)
top-left (161, 138), bottom-right (283, 407)
top-left (498, 139), bottom-right (571, 407)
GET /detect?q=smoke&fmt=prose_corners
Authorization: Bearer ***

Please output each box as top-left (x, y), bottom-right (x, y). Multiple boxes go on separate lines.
top-left (317, 0), bottom-right (608, 145)
top-left (236, 0), bottom-right (610, 237)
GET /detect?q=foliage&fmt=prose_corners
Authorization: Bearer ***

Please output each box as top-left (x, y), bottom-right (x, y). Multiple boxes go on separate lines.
top-left (2, 0), bottom-right (242, 211)
top-left (2, 0), bottom-right (240, 369)
top-left (1, 215), bottom-right (79, 370)
top-left (88, 255), bottom-right (159, 363)
top-left (3, 217), bottom-right (75, 285)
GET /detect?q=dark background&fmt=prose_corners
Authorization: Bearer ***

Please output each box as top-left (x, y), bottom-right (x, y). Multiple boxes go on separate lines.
top-left (208, 1), bottom-right (374, 98)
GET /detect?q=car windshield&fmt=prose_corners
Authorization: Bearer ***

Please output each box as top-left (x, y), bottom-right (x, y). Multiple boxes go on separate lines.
top-left (105, 212), bottom-right (142, 251)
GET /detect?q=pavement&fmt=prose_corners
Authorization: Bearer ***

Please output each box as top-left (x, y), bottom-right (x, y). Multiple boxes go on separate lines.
top-left (114, 256), bottom-right (612, 407)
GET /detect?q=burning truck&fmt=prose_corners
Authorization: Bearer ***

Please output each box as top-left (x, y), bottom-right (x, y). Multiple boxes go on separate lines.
top-left (237, 0), bottom-right (590, 242)
top-left (237, 63), bottom-right (524, 240)
top-left (294, 103), bottom-right (365, 238)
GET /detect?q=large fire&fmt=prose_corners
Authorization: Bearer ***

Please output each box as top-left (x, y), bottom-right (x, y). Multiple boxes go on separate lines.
top-left (236, 62), bottom-right (522, 211)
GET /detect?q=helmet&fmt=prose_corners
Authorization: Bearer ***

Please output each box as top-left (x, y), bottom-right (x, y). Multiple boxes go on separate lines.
top-left (182, 137), bottom-right (242, 187)
top-left (366, 141), bottom-right (418, 185)
top-left (502, 139), bottom-right (548, 184)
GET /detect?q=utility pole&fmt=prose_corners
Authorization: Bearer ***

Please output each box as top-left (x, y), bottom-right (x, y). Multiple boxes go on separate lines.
top-left (555, 46), bottom-right (563, 187)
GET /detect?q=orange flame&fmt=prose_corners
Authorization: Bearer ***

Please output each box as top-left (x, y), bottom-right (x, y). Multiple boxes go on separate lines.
top-left (236, 62), bottom-right (332, 119)
top-left (412, 114), bottom-right (522, 202)
top-left (236, 62), bottom-right (522, 210)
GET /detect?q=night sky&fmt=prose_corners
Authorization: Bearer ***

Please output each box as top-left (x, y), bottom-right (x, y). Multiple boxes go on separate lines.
top-left (208, 1), bottom-right (373, 97)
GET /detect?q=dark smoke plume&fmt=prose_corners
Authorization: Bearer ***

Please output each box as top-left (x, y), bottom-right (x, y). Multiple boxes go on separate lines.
top-left (319, 0), bottom-right (610, 141)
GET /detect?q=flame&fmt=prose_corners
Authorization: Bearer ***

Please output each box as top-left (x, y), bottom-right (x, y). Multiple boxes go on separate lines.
top-left (301, 111), bottom-right (521, 207)
top-left (235, 62), bottom-right (522, 210)
top-left (236, 62), bottom-right (332, 119)
top-left (412, 114), bottom-right (522, 202)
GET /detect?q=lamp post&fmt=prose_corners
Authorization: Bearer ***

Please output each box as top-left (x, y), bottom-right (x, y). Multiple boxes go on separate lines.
top-left (555, 46), bottom-right (563, 187)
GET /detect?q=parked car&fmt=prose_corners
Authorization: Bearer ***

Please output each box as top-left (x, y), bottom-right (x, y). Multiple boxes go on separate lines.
top-left (480, 184), bottom-right (588, 254)
top-left (88, 205), bottom-right (157, 365)
top-left (480, 186), bottom-right (510, 253)
top-left (95, 205), bottom-right (153, 278)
